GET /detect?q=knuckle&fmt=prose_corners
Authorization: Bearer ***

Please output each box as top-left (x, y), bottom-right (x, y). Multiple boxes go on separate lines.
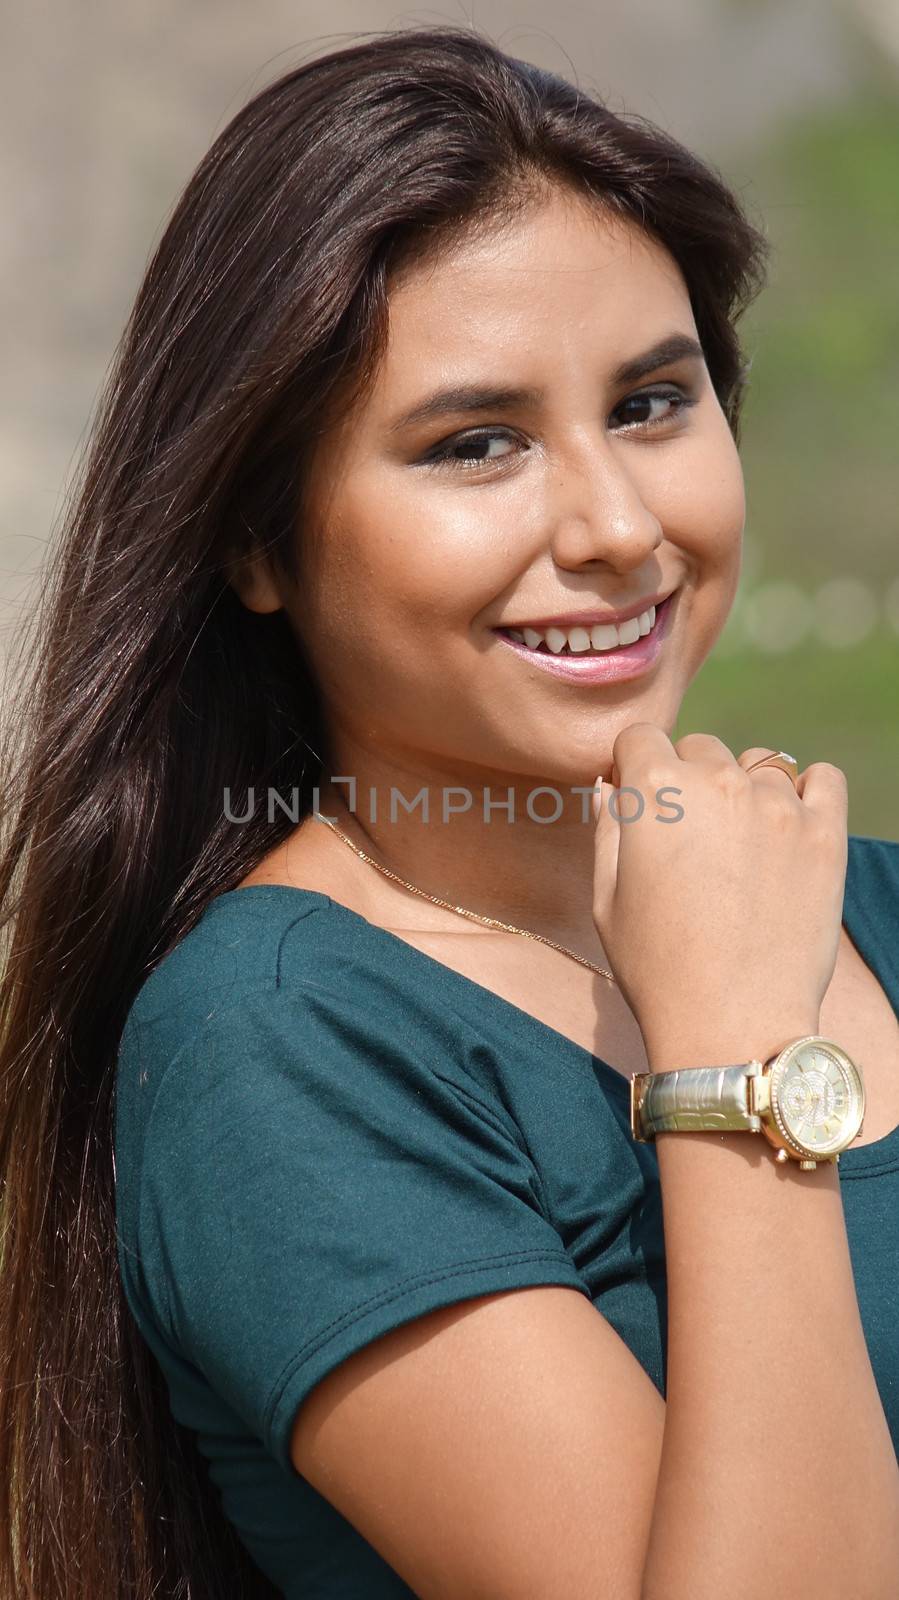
top-left (712, 760), bottom-right (746, 797)
top-left (813, 760), bottom-right (848, 788)
top-left (640, 763), bottom-right (670, 796)
top-left (675, 732), bottom-right (731, 758)
top-left (737, 745), bottom-right (778, 766)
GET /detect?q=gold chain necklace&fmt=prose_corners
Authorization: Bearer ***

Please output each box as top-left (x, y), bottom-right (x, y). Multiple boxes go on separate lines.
top-left (313, 810), bottom-right (617, 984)
top-left (311, 754), bottom-right (797, 992)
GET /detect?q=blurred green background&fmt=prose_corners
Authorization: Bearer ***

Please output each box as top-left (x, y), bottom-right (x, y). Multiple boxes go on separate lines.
top-left (2, 2), bottom-right (897, 838)
top-left (676, 85), bottom-right (898, 838)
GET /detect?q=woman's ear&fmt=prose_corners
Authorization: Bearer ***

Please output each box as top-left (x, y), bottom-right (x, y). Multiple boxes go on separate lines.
top-left (224, 547), bottom-right (284, 615)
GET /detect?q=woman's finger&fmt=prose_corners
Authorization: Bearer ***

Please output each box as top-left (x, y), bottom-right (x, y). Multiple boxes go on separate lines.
top-left (590, 773), bottom-right (619, 930)
top-left (592, 723), bottom-right (676, 927)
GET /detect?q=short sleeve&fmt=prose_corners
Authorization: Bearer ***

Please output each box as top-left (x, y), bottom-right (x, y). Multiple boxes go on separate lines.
top-left (137, 980), bottom-right (590, 1475)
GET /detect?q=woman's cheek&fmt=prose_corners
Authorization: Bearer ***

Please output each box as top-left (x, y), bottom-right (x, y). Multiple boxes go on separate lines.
top-left (656, 453), bottom-right (745, 562)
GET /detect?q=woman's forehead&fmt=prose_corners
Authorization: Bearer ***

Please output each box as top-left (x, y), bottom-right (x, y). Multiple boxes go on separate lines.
top-left (376, 212), bottom-right (693, 399)
top-left (390, 199), bottom-right (681, 316)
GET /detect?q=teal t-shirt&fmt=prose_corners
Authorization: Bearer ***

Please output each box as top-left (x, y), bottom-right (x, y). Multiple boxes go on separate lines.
top-left (114, 833), bottom-right (899, 1598)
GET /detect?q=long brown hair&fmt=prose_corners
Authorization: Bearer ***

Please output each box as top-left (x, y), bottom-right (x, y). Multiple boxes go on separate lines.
top-left (0, 25), bottom-right (768, 1597)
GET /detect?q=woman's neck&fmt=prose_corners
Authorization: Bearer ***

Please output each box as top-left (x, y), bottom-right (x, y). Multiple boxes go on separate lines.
top-left (312, 744), bottom-right (608, 950)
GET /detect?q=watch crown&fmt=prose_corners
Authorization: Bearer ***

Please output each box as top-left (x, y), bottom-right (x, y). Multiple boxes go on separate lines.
top-left (799, 1159), bottom-right (818, 1171)
top-left (775, 1149), bottom-right (790, 1163)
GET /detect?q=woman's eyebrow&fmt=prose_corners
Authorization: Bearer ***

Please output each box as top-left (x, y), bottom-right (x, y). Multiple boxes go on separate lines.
top-left (612, 332), bottom-right (705, 385)
top-left (385, 332), bottom-right (705, 433)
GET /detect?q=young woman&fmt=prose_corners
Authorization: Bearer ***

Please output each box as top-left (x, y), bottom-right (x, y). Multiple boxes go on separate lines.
top-left (1, 25), bottom-right (897, 1600)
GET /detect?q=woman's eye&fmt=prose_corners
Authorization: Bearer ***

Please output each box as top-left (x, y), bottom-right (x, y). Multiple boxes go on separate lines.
top-left (420, 386), bottom-right (694, 475)
top-left (611, 386), bottom-right (692, 430)
top-left (422, 430), bottom-right (521, 474)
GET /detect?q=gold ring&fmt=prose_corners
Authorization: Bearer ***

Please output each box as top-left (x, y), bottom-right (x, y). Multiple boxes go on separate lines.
top-left (745, 750), bottom-right (799, 788)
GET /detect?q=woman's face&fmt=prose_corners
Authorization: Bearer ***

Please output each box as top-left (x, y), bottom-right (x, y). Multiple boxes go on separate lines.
top-left (244, 186), bottom-right (746, 788)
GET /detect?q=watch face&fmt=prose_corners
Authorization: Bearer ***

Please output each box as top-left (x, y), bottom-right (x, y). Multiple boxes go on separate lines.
top-left (769, 1037), bottom-right (865, 1157)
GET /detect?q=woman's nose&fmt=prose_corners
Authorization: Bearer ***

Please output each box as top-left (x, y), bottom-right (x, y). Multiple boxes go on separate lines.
top-left (546, 442), bottom-right (664, 571)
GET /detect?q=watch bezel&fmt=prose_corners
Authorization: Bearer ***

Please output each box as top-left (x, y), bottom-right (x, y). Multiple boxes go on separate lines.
top-left (766, 1035), bottom-right (865, 1159)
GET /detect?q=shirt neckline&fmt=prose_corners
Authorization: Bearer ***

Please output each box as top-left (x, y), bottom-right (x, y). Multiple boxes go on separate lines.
top-left (216, 881), bottom-right (635, 1101)
top-left (214, 834), bottom-right (899, 1170)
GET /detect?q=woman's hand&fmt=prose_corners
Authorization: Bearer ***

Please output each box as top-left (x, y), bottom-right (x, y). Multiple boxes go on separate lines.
top-left (590, 726), bottom-right (849, 1073)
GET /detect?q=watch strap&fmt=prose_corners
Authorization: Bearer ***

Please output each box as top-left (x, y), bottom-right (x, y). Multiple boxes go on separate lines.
top-left (631, 1063), bottom-right (764, 1141)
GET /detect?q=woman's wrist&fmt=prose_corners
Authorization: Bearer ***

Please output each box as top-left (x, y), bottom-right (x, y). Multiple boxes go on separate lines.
top-left (643, 1013), bottom-right (822, 1076)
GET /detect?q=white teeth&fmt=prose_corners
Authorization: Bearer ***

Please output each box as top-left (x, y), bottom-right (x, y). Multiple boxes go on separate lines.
top-left (544, 626), bottom-right (568, 654)
top-left (507, 603), bottom-right (659, 655)
top-left (566, 626), bottom-right (592, 653)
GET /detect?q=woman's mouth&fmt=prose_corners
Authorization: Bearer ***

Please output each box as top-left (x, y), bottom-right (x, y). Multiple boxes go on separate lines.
top-left (491, 590), bottom-right (677, 684)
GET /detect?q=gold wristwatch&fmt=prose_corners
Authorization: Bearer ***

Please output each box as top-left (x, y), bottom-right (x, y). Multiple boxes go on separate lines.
top-left (630, 1036), bottom-right (866, 1169)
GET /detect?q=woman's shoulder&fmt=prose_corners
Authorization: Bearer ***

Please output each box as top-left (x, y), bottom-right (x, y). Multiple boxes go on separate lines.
top-left (118, 885), bottom-right (338, 1069)
top-left (115, 883), bottom-right (494, 1134)
top-left (132, 883), bottom-right (338, 1007)
top-left (123, 882), bottom-right (461, 1034)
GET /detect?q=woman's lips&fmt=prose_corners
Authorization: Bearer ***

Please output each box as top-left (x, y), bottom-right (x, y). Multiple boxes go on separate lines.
top-left (492, 590), bottom-right (677, 684)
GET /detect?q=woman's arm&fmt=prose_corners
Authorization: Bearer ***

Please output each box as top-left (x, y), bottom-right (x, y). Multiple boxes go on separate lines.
top-left (289, 1098), bottom-right (899, 1600)
top-left (643, 1116), bottom-right (899, 1598)
top-left (595, 729), bottom-right (899, 1597)
top-left (290, 1282), bottom-right (665, 1599)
